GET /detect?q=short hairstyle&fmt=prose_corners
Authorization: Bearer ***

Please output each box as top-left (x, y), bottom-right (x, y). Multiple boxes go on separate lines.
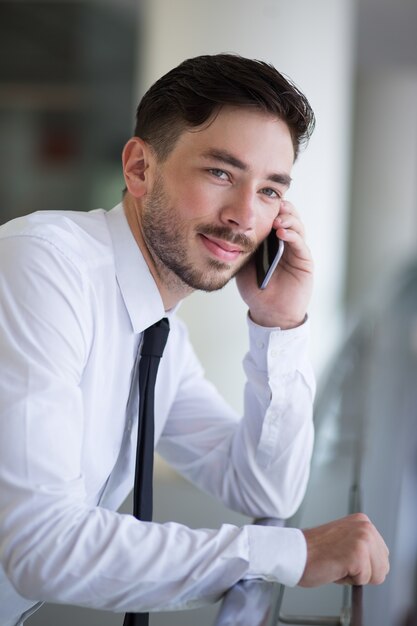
top-left (133, 53), bottom-right (315, 161)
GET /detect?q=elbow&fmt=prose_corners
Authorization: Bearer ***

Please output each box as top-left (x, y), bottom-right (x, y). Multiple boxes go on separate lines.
top-left (258, 449), bottom-right (313, 520)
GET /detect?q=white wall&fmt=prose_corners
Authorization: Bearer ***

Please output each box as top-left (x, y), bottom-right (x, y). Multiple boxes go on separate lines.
top-left (347, 69), bottom-right (417, 313)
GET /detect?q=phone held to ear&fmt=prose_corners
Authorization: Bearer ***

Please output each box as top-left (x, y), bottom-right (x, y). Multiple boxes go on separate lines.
top-left (255, 230), bottom-right (284, 289)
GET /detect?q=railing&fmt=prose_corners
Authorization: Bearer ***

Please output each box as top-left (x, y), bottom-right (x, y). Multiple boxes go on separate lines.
top-left (277, 582), bottom-right (361, 626)
top-left (215, 317), bottom-right (374, 626)
top-left (277, 481), bottom-right (364, 625)
top-left (274, 315), bottom-right (375, 626)
top-left (215, 541), bottom-right (362, 626)
top-left (215, 517), bottom-right (363, 625)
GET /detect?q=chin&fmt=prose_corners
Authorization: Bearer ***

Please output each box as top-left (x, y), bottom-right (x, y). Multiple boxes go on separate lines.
top-left (181, 266), bottom-right (235, 292)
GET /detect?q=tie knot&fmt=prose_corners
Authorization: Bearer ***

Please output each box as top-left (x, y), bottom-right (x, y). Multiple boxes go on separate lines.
top-left (141, 317), bottom-right (170, 358)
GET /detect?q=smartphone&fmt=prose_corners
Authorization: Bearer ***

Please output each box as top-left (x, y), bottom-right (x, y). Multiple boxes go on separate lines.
top-left (255, 230), bottom-right (284, 289)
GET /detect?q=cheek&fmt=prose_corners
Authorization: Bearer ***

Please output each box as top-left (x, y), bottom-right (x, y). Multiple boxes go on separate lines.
top-left (175, 185), bottom-right (220, 222)
top-left (256, 213), bottom-right (278, 243)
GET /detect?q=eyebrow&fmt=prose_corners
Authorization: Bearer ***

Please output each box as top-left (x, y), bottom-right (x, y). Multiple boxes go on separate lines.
top-left (201, 148), bottom-right (292, 188)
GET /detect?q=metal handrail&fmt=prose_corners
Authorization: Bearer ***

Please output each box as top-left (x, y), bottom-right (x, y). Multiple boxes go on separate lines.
top-left (351, 586), bottom-right (363, 626)
top-left (278, 615), bottom-right (343, 625)
top-left (275, 323), bottom-right (372, 626)
top-left (277, 585), bottom-right (360, 626)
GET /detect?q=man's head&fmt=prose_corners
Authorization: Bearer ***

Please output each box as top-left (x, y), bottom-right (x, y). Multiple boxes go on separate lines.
top-left (133, 53), bottom-right (315, 163)
top-left (123, 54), bottom-right (315, 304)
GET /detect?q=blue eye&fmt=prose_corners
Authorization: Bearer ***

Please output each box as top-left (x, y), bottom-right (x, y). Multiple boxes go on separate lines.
top-left (261, 188), bottom-right (279, 199)
top-left (209, 168), bottom-right (228, 180)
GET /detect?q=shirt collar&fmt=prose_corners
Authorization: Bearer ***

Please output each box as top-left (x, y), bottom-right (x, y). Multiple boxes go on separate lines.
top-left (105, 202), bottom-right (168, 334)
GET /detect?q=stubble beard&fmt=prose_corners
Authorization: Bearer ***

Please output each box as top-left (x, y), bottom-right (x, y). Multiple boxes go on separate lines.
top-left (141, 175), bottom-right (256, 293)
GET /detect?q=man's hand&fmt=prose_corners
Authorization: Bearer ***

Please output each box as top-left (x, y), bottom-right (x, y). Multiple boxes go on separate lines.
top-left (299, 513), bottom-right (390, 587)
top-left (236, 201), bottom-right (313, 329)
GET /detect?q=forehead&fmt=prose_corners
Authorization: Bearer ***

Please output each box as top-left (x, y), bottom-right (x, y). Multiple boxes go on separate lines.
top-left (172, 106), bottom-right (295, 168)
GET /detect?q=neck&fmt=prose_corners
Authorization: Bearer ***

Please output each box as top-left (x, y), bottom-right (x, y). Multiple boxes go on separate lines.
top-left (122, 193), bottom-right (194, 310)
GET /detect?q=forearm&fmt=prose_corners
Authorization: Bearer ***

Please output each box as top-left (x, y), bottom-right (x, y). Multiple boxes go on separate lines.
top-left (158, 316), bottom-right (315, 520)
top-left (1, 493), bottom-right (305, 612)
top-left (233, 314), bottom-right (315, 516)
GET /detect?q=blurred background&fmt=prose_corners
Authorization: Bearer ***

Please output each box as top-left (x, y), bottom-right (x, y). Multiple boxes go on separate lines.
top-left (0, 0), bottom-right (416, 624)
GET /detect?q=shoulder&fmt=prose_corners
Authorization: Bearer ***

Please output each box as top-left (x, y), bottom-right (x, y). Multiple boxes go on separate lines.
top-left (0, 209), bottom-right (113, 272)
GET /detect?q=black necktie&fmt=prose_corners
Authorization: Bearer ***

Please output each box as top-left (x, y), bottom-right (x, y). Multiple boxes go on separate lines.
top-left (123, 317), bottom-right (170, 626)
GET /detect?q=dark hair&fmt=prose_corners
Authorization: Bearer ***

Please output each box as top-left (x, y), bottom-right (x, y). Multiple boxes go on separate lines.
top-left (133, 53), bottom-right (315, 161)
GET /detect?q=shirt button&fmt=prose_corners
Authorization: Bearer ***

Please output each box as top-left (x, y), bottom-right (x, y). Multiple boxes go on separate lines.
top-left (256, 340), bottom-right (265, 349)
top-left (270, 349), bottom-right (278, 358)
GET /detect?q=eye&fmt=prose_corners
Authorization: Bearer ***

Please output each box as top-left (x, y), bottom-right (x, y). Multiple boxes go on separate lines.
top-left (260, 187), bottom-right (281, 199)
top-left (208, 168), bottom-right (229, 181)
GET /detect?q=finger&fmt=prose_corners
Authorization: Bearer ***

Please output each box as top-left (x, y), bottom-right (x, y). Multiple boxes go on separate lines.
top-left (275, 201), bottom-right (305, 238)
top-left (275, 214), bottom-right (305, 239)
top-left (335, 576), bottom-right (367, 586)
top-left (352, 516), bottom-right (389, 585)
top-left (368, 532), bottom-right (390, 585)
top-left (279, 200), bottom-right (300, 218)
top-left (277, 227), bottom-right (311, 263)
top-left (344, 562), bottom-right (386, 587)
top-left (344, 520), bottom-right (389, 586)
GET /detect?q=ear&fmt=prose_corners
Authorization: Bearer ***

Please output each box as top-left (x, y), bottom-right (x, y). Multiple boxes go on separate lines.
top-left (122, 137), bottom-right (155, 198)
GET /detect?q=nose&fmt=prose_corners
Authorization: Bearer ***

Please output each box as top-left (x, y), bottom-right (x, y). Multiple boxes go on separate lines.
top-left (219, 185), bottom-right (256, 232)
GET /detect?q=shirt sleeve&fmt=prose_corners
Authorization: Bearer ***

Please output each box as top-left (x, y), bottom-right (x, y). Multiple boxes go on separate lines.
top-left (157, 315), bottom-right (315, 521)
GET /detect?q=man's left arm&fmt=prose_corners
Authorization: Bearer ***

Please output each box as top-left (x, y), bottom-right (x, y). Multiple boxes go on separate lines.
top-left (234, 198), bottom-right (316, 515)
top-left (157, 310), bottom-right (314, 521)
top-left (158, 200), bottom-right (315, 519)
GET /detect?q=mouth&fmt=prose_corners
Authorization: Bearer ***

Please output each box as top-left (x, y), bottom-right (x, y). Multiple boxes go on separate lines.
top-left (199, 234), bottom-right (245, 263)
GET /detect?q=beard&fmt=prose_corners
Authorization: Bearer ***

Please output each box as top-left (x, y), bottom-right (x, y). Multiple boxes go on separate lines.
top-left (141, 173), bottom-right (257, 292)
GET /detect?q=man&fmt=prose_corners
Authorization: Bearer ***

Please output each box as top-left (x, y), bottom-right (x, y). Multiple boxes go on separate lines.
top-left (0, 54), bottom-right (388, 625)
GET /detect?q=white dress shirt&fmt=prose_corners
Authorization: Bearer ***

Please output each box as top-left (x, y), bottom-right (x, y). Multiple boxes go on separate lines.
top-left (0, 203), bottom-right (315, 625)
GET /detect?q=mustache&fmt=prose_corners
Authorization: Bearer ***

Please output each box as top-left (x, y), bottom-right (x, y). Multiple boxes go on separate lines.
top-left (197, 224), bottom-right (257, 254)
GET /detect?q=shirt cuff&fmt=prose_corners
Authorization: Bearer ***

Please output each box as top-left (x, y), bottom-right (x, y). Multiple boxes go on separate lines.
top-left (244, 525), bottom-right (307, 587)
top-left (246, 313), bottom-right (310, 376)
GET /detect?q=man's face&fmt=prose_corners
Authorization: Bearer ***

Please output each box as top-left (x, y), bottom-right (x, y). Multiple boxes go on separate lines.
top-left (141, 106), bottom-right (294, 292)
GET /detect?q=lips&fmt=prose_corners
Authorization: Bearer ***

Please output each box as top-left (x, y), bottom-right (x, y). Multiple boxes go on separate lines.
top-left (199, 234), bottom-right (243, 262)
